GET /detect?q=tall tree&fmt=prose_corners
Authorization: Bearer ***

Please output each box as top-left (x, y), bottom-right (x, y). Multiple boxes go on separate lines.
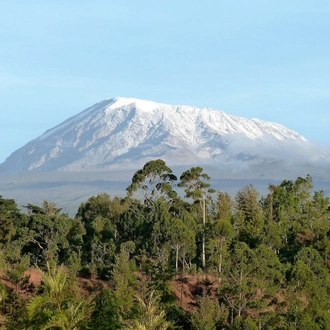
top-left (166, 217), bottom-right (196, 272)
top-left (234, 184), bottom-right (264, 247)
top-left (126, 159), bottom-right (177, 205)
top-left (111, 242), bottom-right (137, 317)
top-left (125, 160), bottom-right (178, 248)
top-left (212, 190), bottom-right (234, 223)
top-left (22, 202), bottom-right (71, 266)
top-left (218, 242), bottom-right (258, 321)
top-left (76, 194), bottom-right (126, 276)
top-left (0, 196), bottom-right (20, 246)
top-left (178, 166), bottom-right (215, 268)
top-left (208, 219), bottom-right (235, 279)
top-left (77, 193), bottom-right (127, 242)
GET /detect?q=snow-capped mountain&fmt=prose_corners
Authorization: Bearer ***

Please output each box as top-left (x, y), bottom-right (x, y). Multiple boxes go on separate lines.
top-left (0, 97), bottom-right (328, 174)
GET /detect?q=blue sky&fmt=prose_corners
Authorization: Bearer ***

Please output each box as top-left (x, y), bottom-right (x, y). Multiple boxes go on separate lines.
top-left (1, 1), bottom-right (329, 163)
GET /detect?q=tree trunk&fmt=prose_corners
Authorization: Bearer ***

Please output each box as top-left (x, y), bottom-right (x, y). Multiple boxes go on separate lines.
top-left (175, 246), bottom-right (179, 272)
top-left (202, 196), bottom-right (206, 269)
top-left (219, 253), bottom-right (223, 276)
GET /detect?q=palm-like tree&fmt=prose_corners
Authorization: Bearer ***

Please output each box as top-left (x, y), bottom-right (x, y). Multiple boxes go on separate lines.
top-left (0, 283), bottom-right (7, 329)
top-left (27, 262), bottom-right (94, 330)
top-left (125, 291), bottom-right (173, 330)
top-left (38, 299), bottom-right (94, 330)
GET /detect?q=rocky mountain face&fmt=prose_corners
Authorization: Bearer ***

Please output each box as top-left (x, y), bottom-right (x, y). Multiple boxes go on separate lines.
top-left (0, 97), bottom-right (329, 174)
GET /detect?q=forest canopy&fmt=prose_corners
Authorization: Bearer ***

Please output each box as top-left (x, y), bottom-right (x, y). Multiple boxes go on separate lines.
top-left (0, 159), bottom-right (329, 329)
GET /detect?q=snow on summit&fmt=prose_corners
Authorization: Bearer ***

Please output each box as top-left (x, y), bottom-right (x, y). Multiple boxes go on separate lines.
top-left (0, 97), bottom-right (326, 173)
top-left (108, 97), bottom-right (161, 112)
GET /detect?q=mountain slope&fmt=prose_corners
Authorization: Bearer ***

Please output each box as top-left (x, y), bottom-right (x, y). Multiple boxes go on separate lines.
top-left (0, 97), bottom-right (328, 173)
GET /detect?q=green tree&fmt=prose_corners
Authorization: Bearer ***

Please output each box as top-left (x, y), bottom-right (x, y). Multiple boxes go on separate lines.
top-left (0, 196), bottom-right (20, 246)
top-left (234, 185), bottom-right (264, 247)
top-left (125, 291), bottom-right (174, 330)
top-left (27, 262), bottom-right (95, 330)
top-left (191, 296), bottom-right (228, 330)
top-left (178, 166), bottom-right (215, 268)
top-left (0, 281), bottom-right (8, 328)
top-left (294, 189), bottom-right (330, 248)
top-left (212, 190), bottom-right (234, 223)
top-left (251, 245), bottom-right (285, 326)
top-left (22, 202), bottom-right (71, 266)
top-left (2, 240), bottom-right (30, 293)
top-left (219, 242), bottom-right (257, 322)
top-left (76, 194), bottom-right (125, 277)
top-left (207, 219), bottom-right (235, 279)
top-left (117, 204), bottom-right (147, 249)
top-left (111, 242), bottom-right (137, 317)
top-left (166, 217), bottom-right (196, 272)
top-left (65, 218), bottom-right (86, 273)
top-left (231, 315), bottom-right (258, 330)
top-left (126, 159), bottom-right (177, 204)
top-left (286, 247), bottom-right (330, 329)
top-left (77, 193), bottom-right (126, 242)
top-left (268, 177), bottom-right (312, 244)
top-left (88, 288), bottom-right (123, 330)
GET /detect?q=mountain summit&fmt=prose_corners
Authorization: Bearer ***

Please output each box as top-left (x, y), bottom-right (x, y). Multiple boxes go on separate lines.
top-left (0, 97), bottom-right (328, 174)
